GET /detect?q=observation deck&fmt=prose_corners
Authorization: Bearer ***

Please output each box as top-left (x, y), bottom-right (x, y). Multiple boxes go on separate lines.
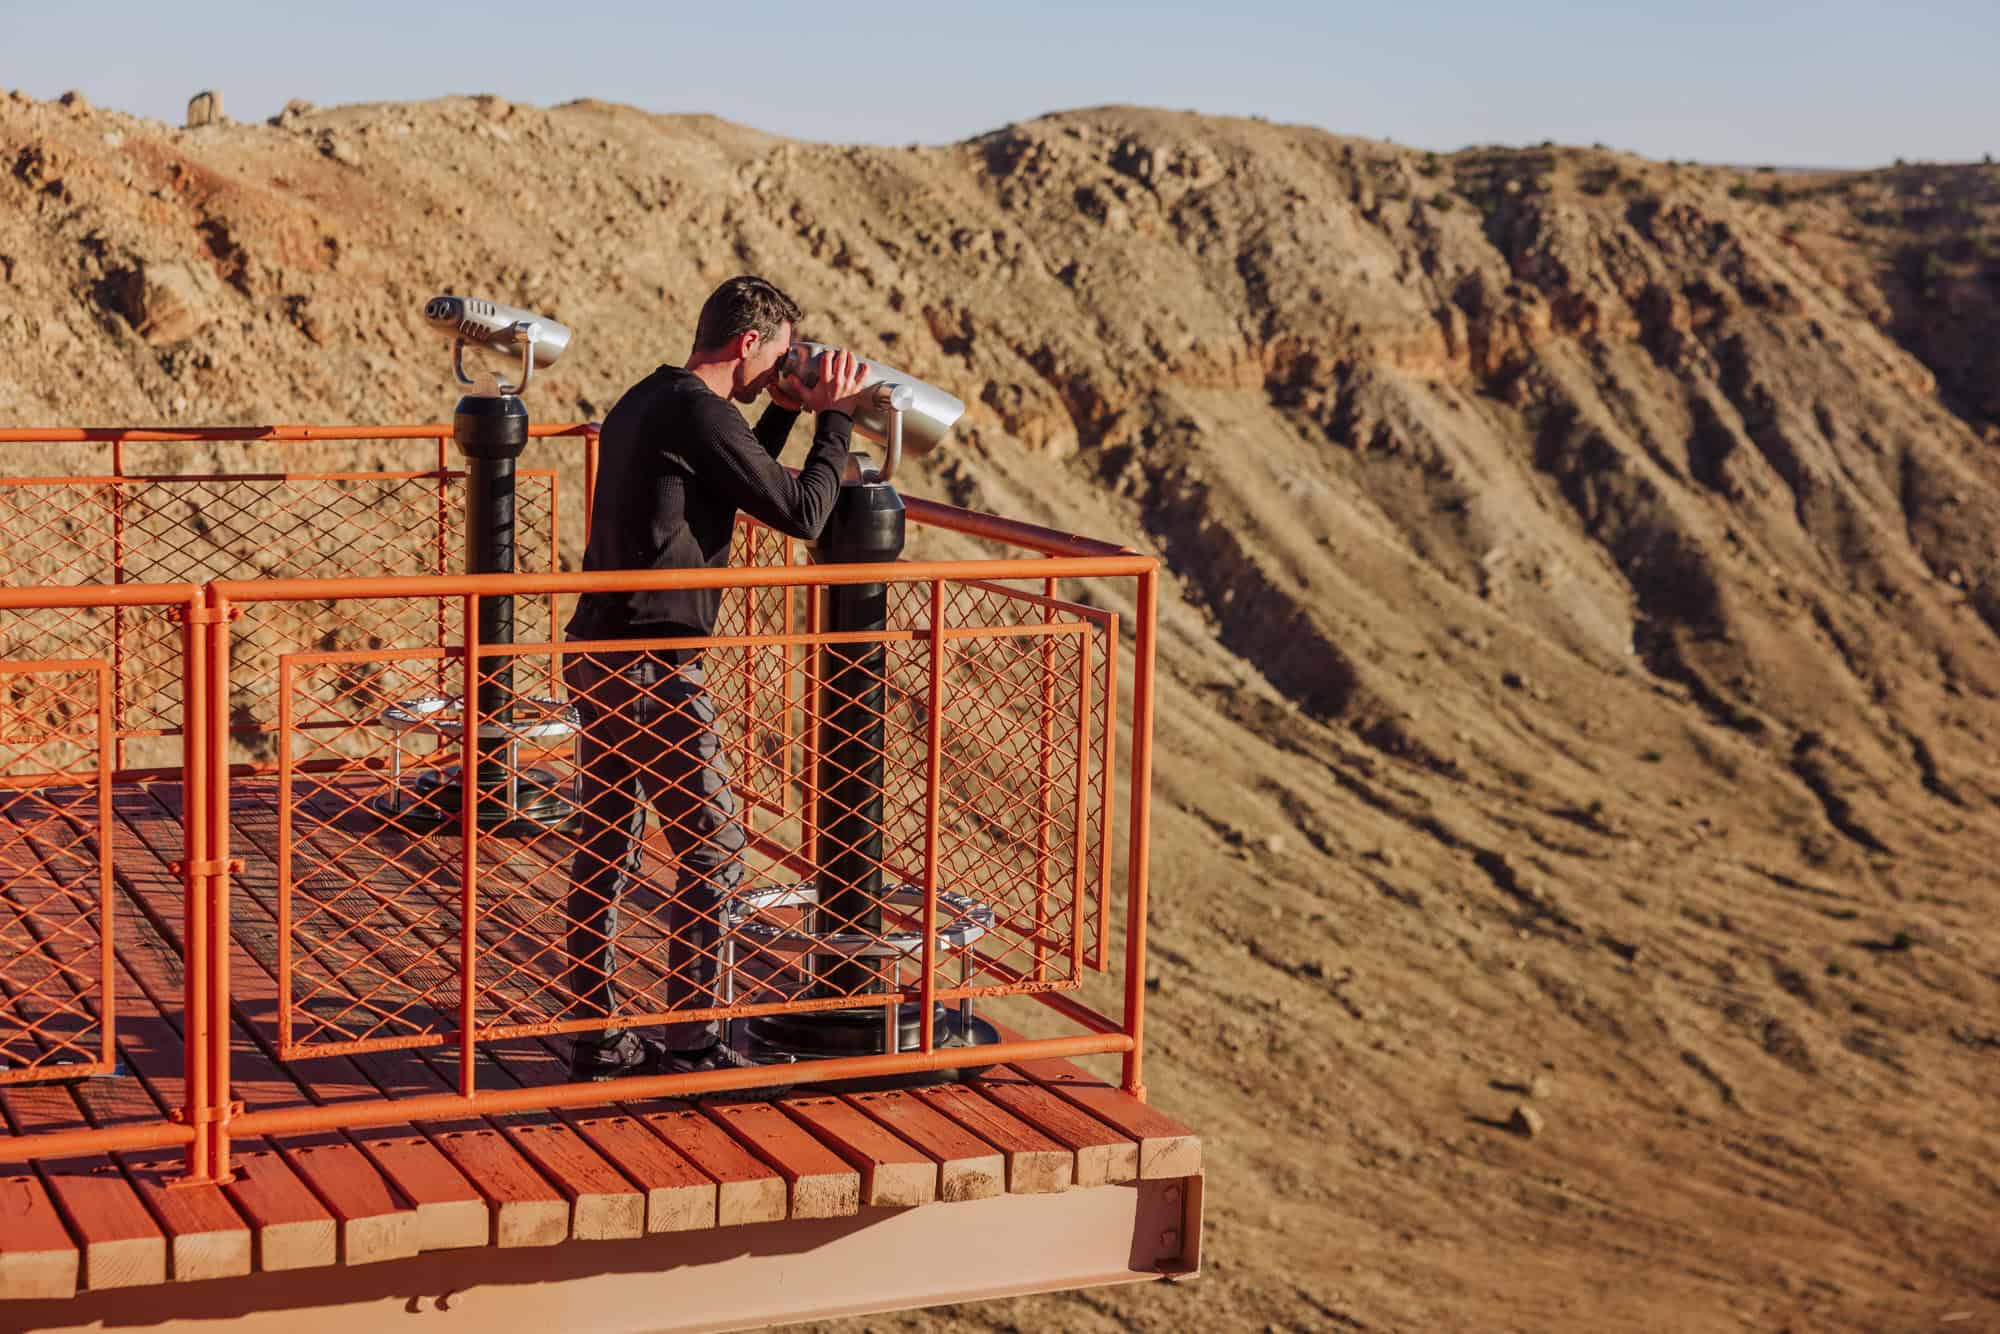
top-left (0, 425), bottom-right (1198, 1332)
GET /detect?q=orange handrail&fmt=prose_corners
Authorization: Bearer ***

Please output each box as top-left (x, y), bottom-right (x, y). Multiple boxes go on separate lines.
top-left (0, 422), bottom-right (1159, 1186)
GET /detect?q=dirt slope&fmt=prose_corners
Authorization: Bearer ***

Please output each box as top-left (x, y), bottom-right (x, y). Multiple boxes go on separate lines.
top-left (3, 90), bottom-right (1998, 1331)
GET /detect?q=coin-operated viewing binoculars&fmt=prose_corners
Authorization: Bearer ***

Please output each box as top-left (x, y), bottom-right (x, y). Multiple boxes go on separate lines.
top-left (370, 296), bottom-right (581, 834)
top-left (776, 340), bottom-right (964, 484)
top-left (423, 295), bottom-right (572, 395)
top-left (740, 343), bottom-right (997, 1066)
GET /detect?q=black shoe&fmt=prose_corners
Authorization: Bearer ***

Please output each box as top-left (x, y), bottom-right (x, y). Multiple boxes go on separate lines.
top-left (569, 1031), bottom-right (666, 1082)
top-left (666, 1041), bottom-right (753, 1074)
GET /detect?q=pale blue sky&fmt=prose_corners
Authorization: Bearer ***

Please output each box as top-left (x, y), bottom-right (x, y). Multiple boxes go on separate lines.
top-left (3, 0), bottom-right (1994, 166)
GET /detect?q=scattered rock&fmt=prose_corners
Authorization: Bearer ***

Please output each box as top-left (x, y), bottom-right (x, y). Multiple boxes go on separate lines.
top-left (1263, 833), bottom-right (1287, 856)
top-left (99, 259), bottom-right (221, 345)
top-left (186, 89), bottom-right (223, 129)
top-left (271, 98), bottom-right (317, 129)
top-left (1529, 1072), bottom-right (1555, 1100)
top-left (1508, 1105), bottom-right (1545, 1138)
top-left (318, 132), bottom-right (360, 166)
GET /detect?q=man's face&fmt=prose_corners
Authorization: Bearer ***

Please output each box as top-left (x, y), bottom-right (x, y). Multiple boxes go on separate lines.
top-left (733, 321), bottom-right (794, 404)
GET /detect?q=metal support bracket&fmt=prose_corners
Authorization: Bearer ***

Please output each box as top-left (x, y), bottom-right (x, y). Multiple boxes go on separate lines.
top-left (168, 858), bottom-right (243, 878)
top-left (169, 1099), bottom-right (243, 1126)
top-left (166, 605), bottom-right (242, 625)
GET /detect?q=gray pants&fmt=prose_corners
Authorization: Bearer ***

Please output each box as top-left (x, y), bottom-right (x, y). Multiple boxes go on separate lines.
top-left (564, 652), bottom-right (746, 1050)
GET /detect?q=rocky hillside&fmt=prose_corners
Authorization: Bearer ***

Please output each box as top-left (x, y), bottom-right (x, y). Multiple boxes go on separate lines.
top-left (3, 89), bottom-right (1999, 1330)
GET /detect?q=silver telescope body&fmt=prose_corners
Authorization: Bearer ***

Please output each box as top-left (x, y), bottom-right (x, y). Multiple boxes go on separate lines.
top-left (778, 340), bottom-right (965, 483)
top-left (423, 295), bottom-right (572, 394)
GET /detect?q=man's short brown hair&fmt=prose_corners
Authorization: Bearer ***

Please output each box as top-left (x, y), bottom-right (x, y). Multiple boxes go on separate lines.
top-left (693, 275), bottom-right (804, 352)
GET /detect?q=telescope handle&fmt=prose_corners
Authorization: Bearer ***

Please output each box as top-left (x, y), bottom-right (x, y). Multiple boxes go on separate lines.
top-left (869, 382), bottom-right (915, 484)
top-left (450, 321), bottom-right (545, 396)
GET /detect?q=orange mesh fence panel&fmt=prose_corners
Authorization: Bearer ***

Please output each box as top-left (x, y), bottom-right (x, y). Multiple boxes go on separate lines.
top-left (0, 465), bottom-right (558, 765)
top-left (172, 468), bottom-right (558, 754)
top-left (0, 659), bottom-right (117, 1082)
top-left (273, 648), bottom-right (464, 1058)
top-left (711, 520), bottom-right (803, 825)
top-left (252, 569), bottom-right (1119, 1066)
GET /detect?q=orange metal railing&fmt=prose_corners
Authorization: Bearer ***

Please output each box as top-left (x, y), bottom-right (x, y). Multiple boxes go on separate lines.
top-left (0, 425), bottom-right (586, 772)
top-left (0, 424), bottom-right (1157, 1185)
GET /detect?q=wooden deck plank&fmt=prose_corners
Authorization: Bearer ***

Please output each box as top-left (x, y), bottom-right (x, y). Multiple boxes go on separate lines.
top-left (53, 799), bottom-right (338, 1275)
top-left (472, 1037), bottom-right (714, 1237)
top-left (338, 1041), bottom-right (568, 1251)
top-left (220, 1150), bottom-right (337, 1273)
top-left (23, 1155), bottom-right (164, 1291)
top-left (843, 1088), bottom-right (1005, 1202)
top-left (273, 1139), bottom-right (417, 1265)
top-left (966, 1068), bottom-right (1139, 1187)
top-left (339, 1037), bottom-right (570, 1252)
top-left (464, 1040), bottom-right (648, 1243)
top-left (0, 793), bottom-right (251, 1283)
top-left (702, 1100), bottom-right (858, 1220)
top-left (913, 1083), bottom-right (1072, 1195)
top-left (0, 963), bottom-right (166, 1291)
top-left (563, 1112), bottom-right (716, 1234)
top-left (119, 1159), bottom-right (252, 1283)
top-left (989, 1029), bottom-right (1202, 1179)
top-left (497, 1121), bottom-right (642, 1242)
top-left (346, 1133), bottom-right (487, 1252)
top-left (64, 1076), bottom-right (248, 1283)
top-left (420, 1125), bottom-right (568, 1248)
top-left (165, 782), bottom-right (569, 1252)
top-left (779, 1095), bottom-right (936, 1208)
top-left (0, 1168), bottom-right (79, 1300)
top-left (631, 1103), bottom-right (786, 1228)
top-left (226, 782), bottom-right (683, 1247)
top-left (128, 785), bottom-right (473, 1256)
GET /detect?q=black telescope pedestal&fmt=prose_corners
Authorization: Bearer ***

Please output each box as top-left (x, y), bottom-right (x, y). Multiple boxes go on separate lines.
top-left (370, 392), bottom-right (576, 834)
top-left (743, 478), bottom-right (996, 1065)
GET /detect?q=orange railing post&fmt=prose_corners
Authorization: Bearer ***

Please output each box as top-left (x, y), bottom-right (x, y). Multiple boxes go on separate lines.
top-left (459, 594), bottom-right (480, 1099)
top-left (1120, 564), bottom-right (1158, 1100)
top-left (918, 579), bottom-right (945, 1053)
top-left (176, 590), bottom-right (212, 1181)
top-left (435, 432), bottom-right (453, 704)
top-left (110, 438), bottom-right (127, 772)
top-left (205, 585), bottom-right (235, 1181)
top-left (1035, 575), bottom-right (1057, 980)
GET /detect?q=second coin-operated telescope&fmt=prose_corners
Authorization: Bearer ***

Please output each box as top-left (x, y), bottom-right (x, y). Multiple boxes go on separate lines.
top-left (777, 341), bottom-right (965, 482)
top-left (424, 295), bottom-right (572, 395)
top-left (371, 295), bottom-right (582, 834)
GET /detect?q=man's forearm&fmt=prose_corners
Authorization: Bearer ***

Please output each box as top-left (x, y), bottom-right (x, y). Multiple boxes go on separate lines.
top-left (752, 404), bottom-right (801, 459)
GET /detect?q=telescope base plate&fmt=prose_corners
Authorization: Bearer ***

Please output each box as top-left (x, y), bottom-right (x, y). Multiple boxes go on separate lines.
top-left (733, 1004), bottom-right (999, 1089)
top-left (367, 766), bottom-right (580, 837)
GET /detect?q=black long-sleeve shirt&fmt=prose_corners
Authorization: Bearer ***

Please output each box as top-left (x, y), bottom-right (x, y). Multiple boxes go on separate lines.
top-left (565, 364), bottom-right (851, 643)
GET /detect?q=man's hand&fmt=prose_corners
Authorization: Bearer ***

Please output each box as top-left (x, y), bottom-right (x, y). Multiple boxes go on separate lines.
top-left (766, 379), bottom-right (804, 411)
top-left (799, 347), bottom-right (872, 415)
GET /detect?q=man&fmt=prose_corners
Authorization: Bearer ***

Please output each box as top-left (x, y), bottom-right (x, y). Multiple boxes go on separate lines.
top-left (562, 275), bottom-right (871, 1079)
